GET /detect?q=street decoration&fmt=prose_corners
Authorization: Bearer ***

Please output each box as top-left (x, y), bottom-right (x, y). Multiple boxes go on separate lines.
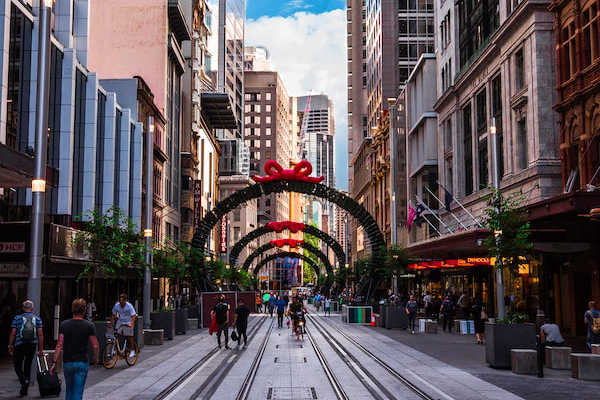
top-left (270, 238), bottom-right (303, 248)
top-left (252, 251), bottom-right (319, 277)
top-left (242, 241), bottom-right (334, 276)
top-left (251, 159), bottom-right (325, 184)
top-left (228, 222), bottom-right (345, 268)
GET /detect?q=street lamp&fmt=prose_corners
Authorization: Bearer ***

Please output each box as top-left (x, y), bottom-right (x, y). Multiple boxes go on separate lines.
top-left (490, 117), bottom-right (505, 319)
top-left (143, 116), bottom-right (154, 329)
top-left (388, 98), bottom-right (399, 295)
top-left (27, 0), bottom-right (53, 316)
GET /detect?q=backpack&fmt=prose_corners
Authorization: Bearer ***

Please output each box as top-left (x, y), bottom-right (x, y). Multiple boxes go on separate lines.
top-left (19, 315), bottom-right (36, 344)
top-left (590, 311), bottom-right (600, 335)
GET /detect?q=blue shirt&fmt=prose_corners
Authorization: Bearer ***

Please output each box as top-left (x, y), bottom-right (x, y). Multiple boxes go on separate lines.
top-left (276, 299), bottom-right (286, 312)
top-left (268, 297), bottom-right (276, 306)
top-left (11, 313), bottom-right (43, 347)
top-left (585, 309), bottom-right (600, 338)
top-left (112, 302), bottom-right (137, 328)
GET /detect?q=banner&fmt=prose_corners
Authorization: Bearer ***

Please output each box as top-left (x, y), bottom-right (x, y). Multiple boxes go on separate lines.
top-left (193, 180), bottom-right (202, 228)
top-left (219, 216), bottom-right (227, 253)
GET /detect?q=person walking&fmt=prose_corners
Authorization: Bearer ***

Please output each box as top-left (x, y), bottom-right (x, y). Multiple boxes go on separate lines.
top-left (7, 300), bottom-right (44, 397)
top-left (268, 293), bottom-right (276, 318)
top-left (276, 296), bottom-right (286, 328)
top-left (584, 300), bottom-right (600, 351)
top-left (255, 293), bottom-right (262, 313)
top-left (51, 299), bottom-right (99, 400)
top-left (324, 297), bottom-right (331, 316)
top-left (471, 298), bottom-right (486, 344)
top-left (233, 298), bottom-right (250, 347)
top-left (457, 292), bottom-right (471, 319)
top-left (440, 296), bottom-right (455, 333)
top-left (109, 294), bottom-right (137, 359)
top-left (405, 295), bottom-right (418, 334)
top-left (211, 295), bottom-right (230, 349)
top-left (423, 292), bottom-right (431, 318)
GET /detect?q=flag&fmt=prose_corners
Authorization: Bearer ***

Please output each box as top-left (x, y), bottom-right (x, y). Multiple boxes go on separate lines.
top-left (407, 204), bottom-right (425, 230)
top-left (414, 204), bottom-right (426, 227)
top-left (443, 187), bottom-right (454, 212)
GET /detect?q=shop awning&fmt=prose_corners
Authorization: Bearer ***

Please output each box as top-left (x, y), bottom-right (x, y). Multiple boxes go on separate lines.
top-left (201, 92), bottom-right (238, 129)
top-left (406, 228), bottom-right (490, 259)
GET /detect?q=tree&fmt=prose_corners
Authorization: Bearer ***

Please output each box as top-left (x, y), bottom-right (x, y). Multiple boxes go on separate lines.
top-left (302, 222), bottom-right (321, 284)
top-left (484, 188), bottom-right (532, 274)
top-left (73, 207), bottom-right (146, 300)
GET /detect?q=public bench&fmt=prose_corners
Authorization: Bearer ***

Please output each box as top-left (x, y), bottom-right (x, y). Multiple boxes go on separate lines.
top-left (511, 349), bottom-right (537, 375)
top-left (545, 346), bottom-right (571, 369)
top-left (570, 353), bottom-right (600, 381)
top-left (144, 329), bottom-right (164, 345)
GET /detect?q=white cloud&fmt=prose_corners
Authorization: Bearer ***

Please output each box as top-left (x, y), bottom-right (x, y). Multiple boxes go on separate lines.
top-left (246, 10), bottom-right (348, 190)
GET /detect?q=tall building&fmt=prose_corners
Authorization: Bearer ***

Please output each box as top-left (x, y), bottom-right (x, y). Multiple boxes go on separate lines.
top-left (244, 46), bottom-right (271, 71)
top-left (333, 200), bottom-right (350, 266)
top-left (244, 71), bottom-right (292, 225)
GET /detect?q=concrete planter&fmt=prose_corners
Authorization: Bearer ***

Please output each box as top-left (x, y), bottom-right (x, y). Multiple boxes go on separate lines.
top-left (381, 305), bottom-right (408, 329)
top-left (151, 311), bottom-right (176, 340)
top-left (175, 308), bottom-right (189, 335)
top-left (186, 305), bottom-right (201, 319)
top-left (485, 322), bottom-right (536, 368)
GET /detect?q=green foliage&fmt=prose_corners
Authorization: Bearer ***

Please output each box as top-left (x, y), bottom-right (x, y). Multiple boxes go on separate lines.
top-left (303, 222), bottom-right (321, 284)
top-left (497, 312), bottom-right (528, 325)
top-left (73, 207), bottom-right (145, 279)
top-left (484, 188), bottom-right (532, 273)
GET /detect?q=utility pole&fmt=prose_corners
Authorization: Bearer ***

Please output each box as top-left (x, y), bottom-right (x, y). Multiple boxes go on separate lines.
top-left (143, 116), bottom-right (154, 329)
top-left (490, 117), bottom-right (505, 319)
top-left (387, 98), bottom-right (398, 295)
top-left (27, 0), bottom-right (53, 313)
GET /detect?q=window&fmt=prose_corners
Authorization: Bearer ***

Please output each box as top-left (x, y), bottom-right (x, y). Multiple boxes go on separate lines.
top-left (244, 104), bottom-right (250, 112)
top-left (517, 116), bottom-right (528, 170)
top-left (72, 69), bottom-right (87, 218)
top-left (476, 90), bottom-right (488, 190)
top-left (234, 208), bottom-right (241, 222)
top-left (265, 116), bottom-right (271, 124)
top-left (265, 104), bottom-right (271, 112)
top-left (266, 140), bottom-right (271, 147)
top-left (491, 75), bottom-right (504, 179)
top-left (245, 93), bottom-right (251, 101)
top-left (255, 104), bottom-right (261, 113)
top-left (234, 227), bottom-right (240, 241)
top-left (257, 93), bottom-right (262, 101)
top-left (582, 4), bottom-right (599, 68)
top-left (444, 118), bottom-right (452, 151)
top-left (560, 22), bottom-right (576, 82)
top-left (265, 93), bottom-right (271, 101)
top-left (515, 48), bottom-right (525, 91)
top-left (463, 104), bottom-right (473, 195)
top-left (266, 127), bottom-right (271, 135)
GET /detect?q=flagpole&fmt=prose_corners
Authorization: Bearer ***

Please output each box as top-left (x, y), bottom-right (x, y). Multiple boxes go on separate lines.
top-left (420, 214), bottom-right (442, 236)
top-left (436, 181), bottom-right (483, 228)
top-left (415, 195), bottom-right (454, 234)
top-left (424, 186), bottom-right (468, 230)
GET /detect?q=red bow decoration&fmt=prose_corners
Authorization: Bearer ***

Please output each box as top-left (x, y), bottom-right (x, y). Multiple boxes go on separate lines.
top-left (270, 238), bottom-right (304, 248)
top-left (251, 160), bottom-right (325, 184)
top-left (266, 221), bottom-right (306, 233)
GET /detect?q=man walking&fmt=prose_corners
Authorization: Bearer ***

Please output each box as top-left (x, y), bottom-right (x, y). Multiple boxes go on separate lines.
top-left (406, 295), bottom-right (418, 334)
top-left (276, 295), bottom-right (286, 328)
top-left (211, 295), bottom-right (230, 349)
top-left (584, 300), bottom-right (600, 351)
top-left (52, 298), bottom-right (99, 400)
top-left (324, 297), bottom-right (331, 316)
top-left (109, 294), bottom-right (137, 359)
top-left (268, 293), bottom-right (276, 318)
top-left (440, 296), bottom-right (455, 333)
top-left (8, 300), bottom-right (44, 397)
top-left (233, 299), bottom-right (250, 347)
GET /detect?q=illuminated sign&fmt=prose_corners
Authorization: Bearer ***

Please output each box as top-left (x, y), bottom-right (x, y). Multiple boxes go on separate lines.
top-left (219, 217), bottom-right (227, 253)
top-left (0, 242), bottom-right (25, 253)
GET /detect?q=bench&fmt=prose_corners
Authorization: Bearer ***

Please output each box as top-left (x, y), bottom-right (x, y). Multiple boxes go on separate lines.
top-left (187, 318), bottom-right (199, 329)
top-left (425, 320), bottom-right (438, 334)
top-left (570, 353), bottom-right (600, 381)
top-left (545, 346), bottom-right (571, 369)
top-left (144, 329), bottom-right (164, 346)
top-left (592, 344), bottom-right (600, 355)
top-left (511, 349), bottom-right (537, 375)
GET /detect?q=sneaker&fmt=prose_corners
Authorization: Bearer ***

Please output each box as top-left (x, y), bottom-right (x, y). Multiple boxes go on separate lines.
top-left (129, 350), bottom-right (136, 359)
top-left (225, 346), bottom-right (231, 350)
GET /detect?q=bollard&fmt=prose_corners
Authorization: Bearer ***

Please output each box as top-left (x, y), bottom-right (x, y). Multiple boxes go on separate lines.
top-left (536, 335), bottom-right (544, 378)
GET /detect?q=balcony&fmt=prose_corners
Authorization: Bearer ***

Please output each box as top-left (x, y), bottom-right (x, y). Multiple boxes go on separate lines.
top-left (153, 129), bottom-right (168, 162)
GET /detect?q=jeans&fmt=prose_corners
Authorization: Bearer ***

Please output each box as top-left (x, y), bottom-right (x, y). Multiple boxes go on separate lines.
top-left (63, 361), bottom-right (89, 400)
top-left (442, 315), bottom-right (454, 332)
top-left (408, 312), bottom-right (417, 331)
top-left (277, 311), bottom-right (284, 328)
top-left (236, 324), bottom-right (247, 345)
top-left (13, 344), bottom-right (35, 387)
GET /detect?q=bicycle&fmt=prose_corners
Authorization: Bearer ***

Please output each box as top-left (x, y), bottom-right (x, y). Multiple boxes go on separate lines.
top-left (103, 326), bottom-right (139, 369)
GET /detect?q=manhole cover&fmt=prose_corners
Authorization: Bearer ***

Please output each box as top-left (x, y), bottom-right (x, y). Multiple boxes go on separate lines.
top-left (274, 356), bottom-right (306, 363)
top-left (267, 387), bottom-right (317, 399)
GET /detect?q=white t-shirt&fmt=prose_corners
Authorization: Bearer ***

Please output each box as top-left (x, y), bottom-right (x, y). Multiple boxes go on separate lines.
top-left (324, 299), bottom-right (331, 308)
top-left (541, 323), bottom-right (564, 344)
top-left (112, 302), bottom-right (137, 327)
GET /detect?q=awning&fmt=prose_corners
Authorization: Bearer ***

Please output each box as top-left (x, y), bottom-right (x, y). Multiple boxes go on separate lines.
top-left (406, 228), bottom-right (490, 259)
top-left (201, 92), bottom-right (238, 129)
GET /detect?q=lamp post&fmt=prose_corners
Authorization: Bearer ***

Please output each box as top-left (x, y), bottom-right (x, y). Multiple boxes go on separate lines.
top-left (143, 116), bottom-right (154, 328)
top-left (27, 0), bottom-right (53, 312)
top-left (387, 98), bottom-right (398, 295)
top-left (490, 117), bottom-right (505, 319)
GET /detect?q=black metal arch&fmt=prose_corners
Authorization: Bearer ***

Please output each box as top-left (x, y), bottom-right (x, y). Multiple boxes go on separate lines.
top-left (229, 225), bottom-right (345, 268)
top-left (192, 180), bottom-right (385, 258)
top-left (252, 251), bottom-right (319, 277)
top-left (242, 242), bottom-right (333, 276)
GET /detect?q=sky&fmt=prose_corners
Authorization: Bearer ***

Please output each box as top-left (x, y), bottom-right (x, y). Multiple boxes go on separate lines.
top-left (210, 1), bottom-right (348, 190)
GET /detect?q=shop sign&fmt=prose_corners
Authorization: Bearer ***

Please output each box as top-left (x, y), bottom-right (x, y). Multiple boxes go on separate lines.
top-left (219, 216), bottom-right (227, 253)
top-left (193, 180), bottom-right (202, 228)
top-left (467, 257), bottom-right (491, 265)
top-left (0, 242), bottom-right (25, 253)
top-left (0, 263), bottom-right (28, 275)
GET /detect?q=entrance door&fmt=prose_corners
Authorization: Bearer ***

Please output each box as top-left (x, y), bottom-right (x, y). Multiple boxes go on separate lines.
top-left (574, 272), bottom-right (591, 336)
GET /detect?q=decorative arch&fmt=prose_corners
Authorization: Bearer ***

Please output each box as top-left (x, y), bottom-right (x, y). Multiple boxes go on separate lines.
top-left (242, 241), bottom-right (334, 276)
top-left (252, 251), bottom-right (319, 277)
top-left (228, 221), bottom-right (346, 268)
top-left (192, 162), bottom-right (384, 258)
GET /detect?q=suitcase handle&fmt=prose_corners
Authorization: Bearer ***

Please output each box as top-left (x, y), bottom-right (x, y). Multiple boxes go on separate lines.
top-left (36, 353), bottom-right (49, 373)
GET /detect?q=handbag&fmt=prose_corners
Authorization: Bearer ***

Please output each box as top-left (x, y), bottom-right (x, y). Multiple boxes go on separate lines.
top-left (231, 331), bottom-right (238, 341)
top-left (481, 310), bottom-right (487, 320)
top-left (208, 316), bottom-right (218, 335)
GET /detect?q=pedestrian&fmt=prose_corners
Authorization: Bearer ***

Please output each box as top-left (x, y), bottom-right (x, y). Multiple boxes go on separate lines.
top-left (268, 293), bottom-right (276, 318)
top-left (471, 298), bottom-right (486, 344)
top-left (211, 295), bottom-right (230, 349)
top-left (440, 296), bottom-right (455, 333)
top-left (324, 297), bottom-right (331, 316)
top-left (283, 293), bottom-right (290, 307)
top-left (276, 296), bottom-right (286, 328)
top-left (255, 293), bottom-right (262, 313)
top-left (7, 300), bottom-right (44, 397)
top-left (584, 300), bottom-right (600, 351)
top-left (52, 298), bottom-right (99, 400)
top-left (423, 292), bottom-right (431, 317)
top-left (405, 295), bottom-right (418, 334)
top-left (457, 292), bottom-right (471, 319)
top-left (540, 318), bottom-right (565, 347)
top-left (233, 298), bottom-right (250, 347)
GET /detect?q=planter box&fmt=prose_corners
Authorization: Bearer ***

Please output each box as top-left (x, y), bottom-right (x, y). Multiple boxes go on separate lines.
top-left (186, 305), bottom-right (201, 319)
top-left (485, 322), bottom-right (536, 368)
top-left (90, 321), bottom-right (108, 364)
top-left (175, 308), bottom-right (189, 335)
top-left (135, 316), bottom-right (144, 350)
top-left (382, 305), bottom-right (408, 329)
top-left (151, 311), bottom-right (176, 340)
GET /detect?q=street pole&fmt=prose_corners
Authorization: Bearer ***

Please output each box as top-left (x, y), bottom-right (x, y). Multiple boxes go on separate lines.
top-left (27, 0), bottom-right (53, 314)
top-left (143, 116), bottom-right (154, 329)
top-left (490, 117), bottom-right (505, 319)
top-left (387, 98), bottom-right (398, 295)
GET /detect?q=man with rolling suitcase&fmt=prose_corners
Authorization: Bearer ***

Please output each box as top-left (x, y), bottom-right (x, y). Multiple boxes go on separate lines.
top-left (7, 300), bottom-right (44, 397)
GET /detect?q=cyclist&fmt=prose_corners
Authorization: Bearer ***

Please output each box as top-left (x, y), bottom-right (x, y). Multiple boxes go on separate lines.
top-left (109, 293), bottom-right (137, 359)
top-left (288, 296), bottom-right (308, 334)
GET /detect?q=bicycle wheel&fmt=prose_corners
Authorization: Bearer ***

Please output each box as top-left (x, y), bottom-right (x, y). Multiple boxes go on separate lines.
top-left (103, 341), bottom-right (118, 369)
top-left (125, 341), bottom-right (139, 366)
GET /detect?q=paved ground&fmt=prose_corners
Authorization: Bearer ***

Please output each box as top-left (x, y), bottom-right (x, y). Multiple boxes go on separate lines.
top-left (1, 308), bottom-right (599, 399)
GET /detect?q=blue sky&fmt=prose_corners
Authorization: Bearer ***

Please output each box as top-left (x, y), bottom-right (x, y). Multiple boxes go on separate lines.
top-left (245, 0), bottom-right (349, 191)
top-left (246, 0), bottom-right (346, 20)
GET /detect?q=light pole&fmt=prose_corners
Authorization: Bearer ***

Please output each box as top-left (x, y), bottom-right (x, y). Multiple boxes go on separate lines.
top-left (387, 98), bottom-right (398, 295)
top-left (490, 118), bottom-right (505, 319)
top-left (27, 0), bottom-right (53, 313)
top-left (143, 116), bottom-right (154, 329)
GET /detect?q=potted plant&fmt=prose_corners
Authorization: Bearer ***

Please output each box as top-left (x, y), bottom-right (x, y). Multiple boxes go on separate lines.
top-left (483, 189), bottom-right (535, 368)
top-left (150, 307), bottom-right (176, 340)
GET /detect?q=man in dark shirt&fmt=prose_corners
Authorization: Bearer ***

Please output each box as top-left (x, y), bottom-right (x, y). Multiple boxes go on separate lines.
top-left (276, 296), bottom-right (286, 328)
top-left (211, 295), bottom-right (230, 349)
top-left (233, 299), bottom-right (250, 347)
top-left (52, 298), bottom-right (99, 400)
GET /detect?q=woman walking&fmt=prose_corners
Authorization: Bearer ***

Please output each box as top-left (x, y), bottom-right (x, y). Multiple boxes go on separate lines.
top-left (471, 297), bottom-right (486, 344)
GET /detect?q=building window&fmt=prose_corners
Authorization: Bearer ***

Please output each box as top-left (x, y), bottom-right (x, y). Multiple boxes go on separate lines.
top-left (444, 118), bottom-right (452, 152)
top-left (560, 21), bottom-right (576, 82)
top-left (517, 116), bottom-right (528, 170)
top-left (476, 90), bottom-right (488, 189)
top-left (265, 116), bottom-right (271, 124)
top-left (462, 104), bottom-right (473, 196)
top-left (265, 104), bottom-right (271, 112)
top-left (234, 208), bottom-right (241, 222)
top-left (72, 70), bottom-right (87, 218)
top-left (266, 127), bottom-right (271, 136)
top-left (491, 74), bottom-right (504, 179)
top-left (95, 92), bottom-right (106, 211)
top-left (266, 140), bottom-right (271, 147)
top-left (582, 3), bottom-right (599, 68)
top-left (113, 109), bottom-right (122, 207)
top-left (265, 93), bottom-right (270, 101)
top-left (515, 48), bottom-right (525, 91)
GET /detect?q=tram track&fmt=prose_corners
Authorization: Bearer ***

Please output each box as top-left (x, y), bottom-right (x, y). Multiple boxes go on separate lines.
top-left (309, 314), bottom-right (447, 400)
top-left (235, 318), bottom-right (275, 400)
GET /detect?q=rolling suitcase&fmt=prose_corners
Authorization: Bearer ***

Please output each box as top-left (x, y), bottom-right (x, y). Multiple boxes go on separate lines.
top-left (37, 354), bottom-right (61, 397)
